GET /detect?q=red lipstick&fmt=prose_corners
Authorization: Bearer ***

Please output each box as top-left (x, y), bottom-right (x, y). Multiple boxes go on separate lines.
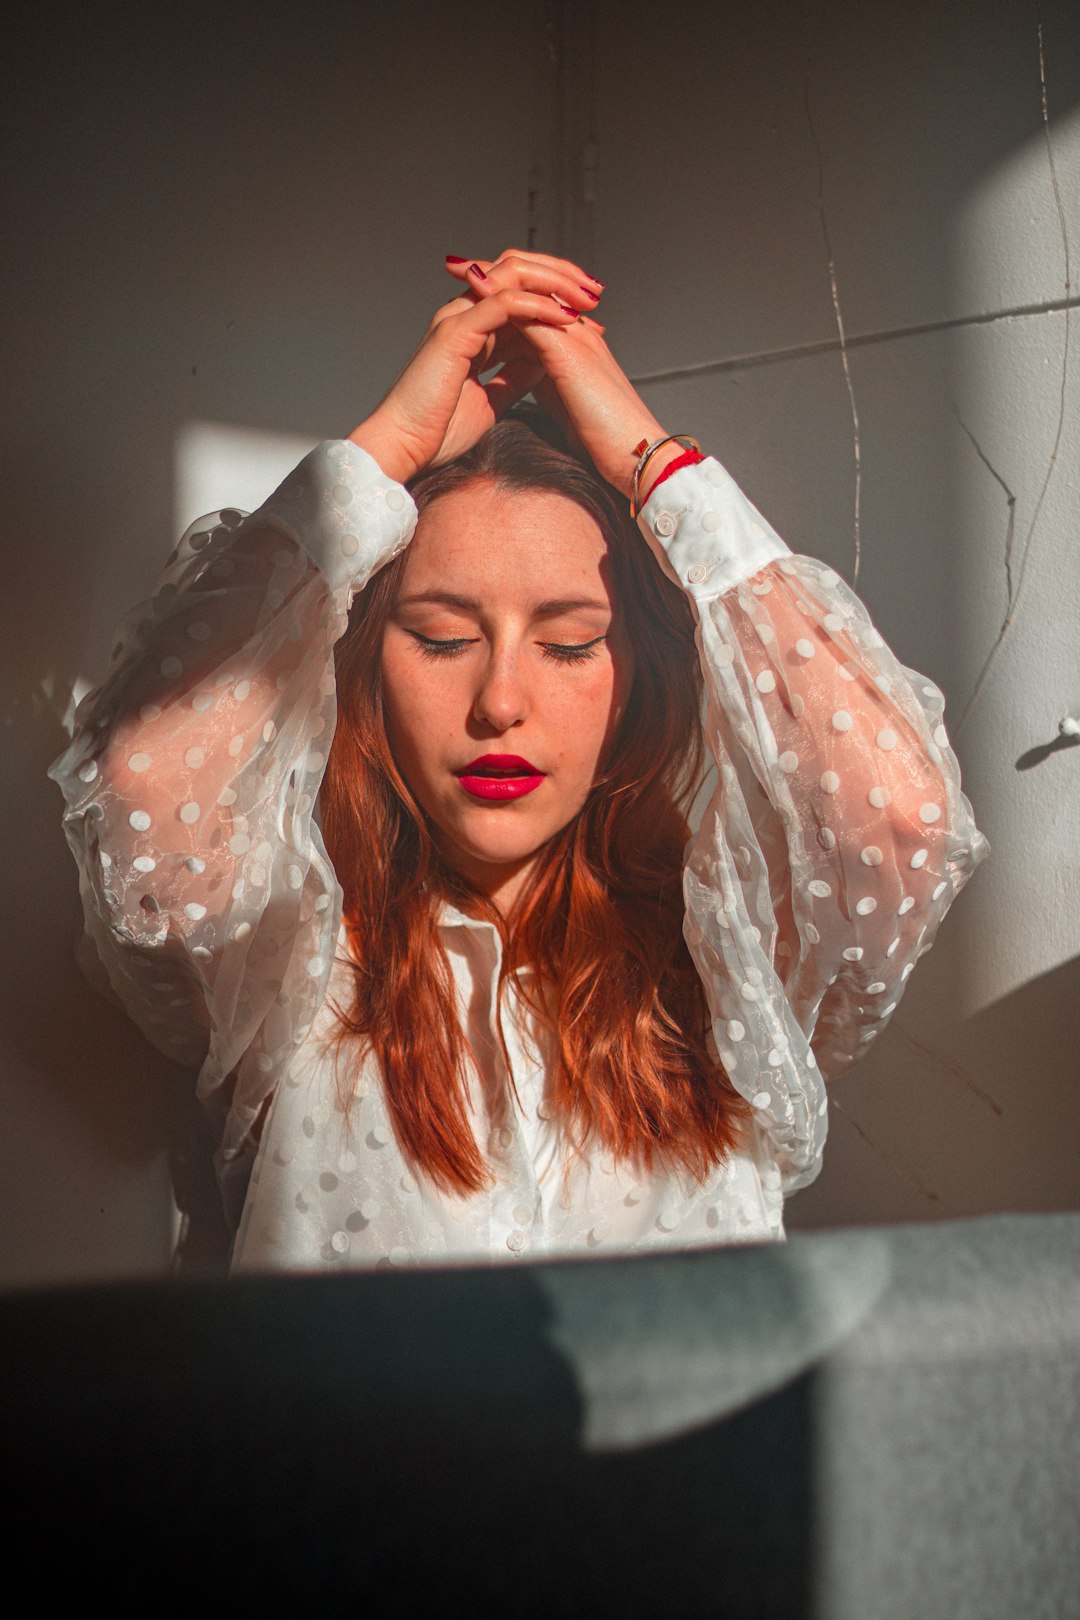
top-left (456, 754), bottom-right (546, 802)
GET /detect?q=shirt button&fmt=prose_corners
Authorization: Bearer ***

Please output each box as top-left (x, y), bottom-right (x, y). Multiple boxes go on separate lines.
top-left (687, 562), bottom-right (711, 585)
top-left (512, 1202), bottom-right (534, 1226)
top-left (507, 1229), bottom-right (529, 1254)
top-left (653, 511), bottom-right (676, 538)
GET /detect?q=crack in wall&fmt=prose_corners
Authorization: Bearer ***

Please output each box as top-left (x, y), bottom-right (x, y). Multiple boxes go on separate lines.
top-left (628, 293), bottom-right (1080, 388)
top-left (803, 27), bottom-right (862, 590)
top-left (954, 12), bottom-right (1073, 739)
top-left (829, 1092), bottom-right (941, 1203)
top-left (952, 411), bottom-right (1016, 657)
top-left (828, 1010), bottom-right (1001, 1207)
top-left (888, 1015), bottom-right (1004, 1118)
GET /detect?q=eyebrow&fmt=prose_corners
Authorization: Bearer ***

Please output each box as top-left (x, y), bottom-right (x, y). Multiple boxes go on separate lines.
top-left (395, 591), bottom-right (611, 616)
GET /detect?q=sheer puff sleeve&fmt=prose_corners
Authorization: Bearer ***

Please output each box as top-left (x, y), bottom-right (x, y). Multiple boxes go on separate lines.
top-left (639, 458), bottom-right (989, 1193)
top-left (48, 441), bottom-right (416, 1210)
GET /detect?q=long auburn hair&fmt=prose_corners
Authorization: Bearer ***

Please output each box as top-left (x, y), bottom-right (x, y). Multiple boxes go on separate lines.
top-left (321, 410), bottom-right (748, 1195)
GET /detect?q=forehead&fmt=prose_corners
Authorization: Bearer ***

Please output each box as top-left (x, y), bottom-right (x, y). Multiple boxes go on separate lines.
top-left (401, 480), bottom-right (614, 605)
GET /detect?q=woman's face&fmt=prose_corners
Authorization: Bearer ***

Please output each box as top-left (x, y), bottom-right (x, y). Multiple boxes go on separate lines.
top-left (380, 479), bottom-right (634, 913)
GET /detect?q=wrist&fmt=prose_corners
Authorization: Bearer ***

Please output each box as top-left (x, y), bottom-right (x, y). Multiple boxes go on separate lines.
top-left (629, 433), bottom-right (703, 516)
top-left (637, 439), bottom-right (689, 505)
top-left (347, 417), bottom-right (412, 486)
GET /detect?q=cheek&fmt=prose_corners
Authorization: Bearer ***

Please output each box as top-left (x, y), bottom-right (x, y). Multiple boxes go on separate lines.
top-left (555, 658), bottom-right (633, 773)
top-left (379, 644), bottom-right (433, 777)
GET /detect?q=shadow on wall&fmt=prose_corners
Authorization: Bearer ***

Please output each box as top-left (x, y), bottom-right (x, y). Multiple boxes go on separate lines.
top-left (0, 0), bottom-right (546, 1287)
top-left (788, 948), bottom-right (1080, 1234)
top-left (3, 437), bottom-right (211, 1284)
top-left (956, 951), bottom-right (1080, 1214)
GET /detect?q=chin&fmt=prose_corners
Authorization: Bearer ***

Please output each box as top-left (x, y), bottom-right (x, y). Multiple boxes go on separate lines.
top-left (442, 815), bottom-right (563, 878)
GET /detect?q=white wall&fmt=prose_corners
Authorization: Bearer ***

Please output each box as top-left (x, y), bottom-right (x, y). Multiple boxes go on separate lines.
top-left (576, 0), bottom-right (1080, 1230)
top-left (3, 0), bottom-right (1077, 1285)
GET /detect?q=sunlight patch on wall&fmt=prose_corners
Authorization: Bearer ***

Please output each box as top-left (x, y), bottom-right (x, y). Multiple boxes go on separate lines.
top-left (174, 421), bottom-right (321, 537)
top-left (946, 100), bottom-right (1078, 1015)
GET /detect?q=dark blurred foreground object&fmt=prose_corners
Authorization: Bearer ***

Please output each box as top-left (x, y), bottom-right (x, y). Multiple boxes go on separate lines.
top-left (2, 1213), bottom-right (1077, 1618)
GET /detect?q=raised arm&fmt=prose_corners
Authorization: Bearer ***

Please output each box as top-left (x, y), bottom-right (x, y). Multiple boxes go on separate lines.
top-left (49, 261), bottom-right (596, 1199)
top-left (635, 464), bottom-right (988, 1129)
top-left (449, 252), bottom-right (989, 1186)
top-left (49, 445), bottom-right (416, 1178)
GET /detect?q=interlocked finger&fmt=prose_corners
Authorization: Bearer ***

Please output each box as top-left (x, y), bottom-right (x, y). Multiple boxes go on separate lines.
top-left (445, 248), bottom-right (603, 319)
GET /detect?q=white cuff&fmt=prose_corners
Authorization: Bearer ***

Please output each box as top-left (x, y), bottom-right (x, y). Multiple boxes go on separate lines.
top-left (248, 439), bottom-right (417, 595)
top-left (637, 456), bottom-right (791, 604)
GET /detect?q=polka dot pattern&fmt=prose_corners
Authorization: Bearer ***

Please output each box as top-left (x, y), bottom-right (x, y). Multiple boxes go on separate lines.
top-left (47, 446), bottom-right (988, 1275)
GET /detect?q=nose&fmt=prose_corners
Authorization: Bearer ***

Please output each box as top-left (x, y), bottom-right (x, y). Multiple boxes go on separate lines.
top-left (471, 646), bottom-right (531, 733)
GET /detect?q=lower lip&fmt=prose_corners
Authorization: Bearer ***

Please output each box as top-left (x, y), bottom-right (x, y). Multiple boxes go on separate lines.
top-left (456, 774), bottom-right (545, 801)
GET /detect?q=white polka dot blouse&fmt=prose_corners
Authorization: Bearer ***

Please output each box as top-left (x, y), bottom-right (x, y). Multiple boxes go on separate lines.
top-left (48, 442), bottom-right (989, 1270)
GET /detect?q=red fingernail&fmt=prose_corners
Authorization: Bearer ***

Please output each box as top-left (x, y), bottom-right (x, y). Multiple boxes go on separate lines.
top-left (580, 285), bottom-right (600, 300)
top-left (555, 300), bottom-right (578, 317)
top-left (468, 262), bottom-right (488, 279)
top-left (586, 275), bottom-right (604, 289)
top-left (445, 255), bottom-right (469, 264)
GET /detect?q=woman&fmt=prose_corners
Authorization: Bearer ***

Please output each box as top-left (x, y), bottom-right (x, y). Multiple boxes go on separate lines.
top-left (50, 249), bottom-right (989, 1269)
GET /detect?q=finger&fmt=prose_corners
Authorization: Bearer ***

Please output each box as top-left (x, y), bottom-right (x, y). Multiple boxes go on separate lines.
top-left (444, 288), bottom-right (581, 353)
top-left (428, 291), bottom-right (480, 330)
top-left (457, 258), bottom-right (598, 319)
top-left (488, 248), bottom-right (604, 293)
top-left (445, 250), bottom-right (603, 304)
top-left (446, 249), bottom-right (599, 282)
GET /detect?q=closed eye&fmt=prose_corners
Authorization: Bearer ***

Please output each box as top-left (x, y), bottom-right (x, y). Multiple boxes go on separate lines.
top-left (407, 631), bottom-right (607, 664)
top-left (539, 634), bottom-right (607, 665)
top-left (407, 631), bottom-right (479, 660)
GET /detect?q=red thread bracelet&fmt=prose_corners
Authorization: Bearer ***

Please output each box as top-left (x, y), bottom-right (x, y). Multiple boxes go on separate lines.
top-left (641, 446), bottom-right (705, 502)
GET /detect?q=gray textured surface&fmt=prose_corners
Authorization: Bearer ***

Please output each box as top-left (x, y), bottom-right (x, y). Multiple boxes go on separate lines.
top-left (2, 1210), bottom-right (1077, 1615)
top-left (812, 1215), bottom-right (1080, 1619)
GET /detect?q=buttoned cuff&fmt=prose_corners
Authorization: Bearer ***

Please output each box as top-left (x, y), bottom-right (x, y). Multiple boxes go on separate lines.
top-left (637, 456), bottom-right (791, 604)
top-left (247, 439), bottom-right (417, 595)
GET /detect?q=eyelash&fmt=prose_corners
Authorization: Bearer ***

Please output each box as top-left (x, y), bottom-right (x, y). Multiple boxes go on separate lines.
top-left (408, 632), bottom-right (607, 665)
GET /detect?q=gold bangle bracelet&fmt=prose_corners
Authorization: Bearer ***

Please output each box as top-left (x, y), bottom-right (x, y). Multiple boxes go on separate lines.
top-left (629, 434), bottom-right (701, 518)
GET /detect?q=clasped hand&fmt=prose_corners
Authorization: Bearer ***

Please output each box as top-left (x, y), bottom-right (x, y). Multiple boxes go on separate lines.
top-left (350, 250), bottom-right (671, 499)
